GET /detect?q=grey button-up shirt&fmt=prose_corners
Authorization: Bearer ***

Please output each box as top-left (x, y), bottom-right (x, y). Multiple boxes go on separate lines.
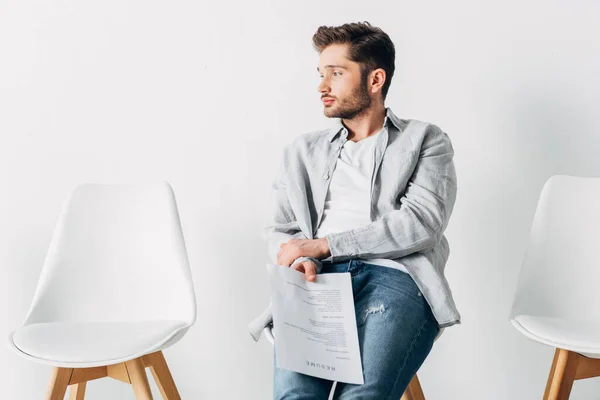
top-left (248, 107), bottom-right (460, 341)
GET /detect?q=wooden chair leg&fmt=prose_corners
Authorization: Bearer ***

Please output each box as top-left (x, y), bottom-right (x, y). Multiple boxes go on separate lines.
top-left (400, 374), bottom-right (425, 400)
top-left (42, 352), bottom-right (183, 400)
top-left (143, 351), bottom-right (182, 400)
top-left (46, 367), bottom-right (74, 400)
top-left (125, 358), bottom-right (154, 400)
top-left (69, 382), bottom-right (87, 400)
top-left (544, 348), bottom-right (579, 400)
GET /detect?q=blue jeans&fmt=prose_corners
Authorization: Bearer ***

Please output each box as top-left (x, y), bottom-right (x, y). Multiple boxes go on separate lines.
top-left (273, 260), bottom-right (439, 400)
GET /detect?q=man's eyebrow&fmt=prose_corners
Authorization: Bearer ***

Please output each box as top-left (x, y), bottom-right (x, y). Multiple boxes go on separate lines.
top-left (317, 65), bottom-right (348, 72)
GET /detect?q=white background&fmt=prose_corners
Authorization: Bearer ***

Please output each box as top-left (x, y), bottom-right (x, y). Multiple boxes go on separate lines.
top-left (2, 0), bottom-right (600, 398)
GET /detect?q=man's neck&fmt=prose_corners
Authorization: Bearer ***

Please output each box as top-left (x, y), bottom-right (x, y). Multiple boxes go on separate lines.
top-left (342, 103), bottom-right (387, 142)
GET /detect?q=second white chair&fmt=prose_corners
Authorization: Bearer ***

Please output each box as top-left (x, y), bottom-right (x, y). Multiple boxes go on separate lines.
top-left (510, 175), bottom-right (600, 399)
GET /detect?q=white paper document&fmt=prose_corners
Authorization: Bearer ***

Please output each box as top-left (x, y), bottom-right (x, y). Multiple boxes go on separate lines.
top-left (267, 263), bottom-right (364, 384)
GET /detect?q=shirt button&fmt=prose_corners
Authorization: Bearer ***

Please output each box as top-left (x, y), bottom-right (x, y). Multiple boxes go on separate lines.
top-left (323, 174), bottom-right (329, 180)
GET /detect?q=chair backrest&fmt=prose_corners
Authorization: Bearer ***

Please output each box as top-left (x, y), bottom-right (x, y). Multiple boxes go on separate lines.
top-left (510, 175), bottom-right (600, 321)
top-left (23, 182), bottom-right (196, 326)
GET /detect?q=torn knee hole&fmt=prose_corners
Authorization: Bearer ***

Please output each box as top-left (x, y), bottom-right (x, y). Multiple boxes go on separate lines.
top-left (362, 304), bottom-right (385, 323)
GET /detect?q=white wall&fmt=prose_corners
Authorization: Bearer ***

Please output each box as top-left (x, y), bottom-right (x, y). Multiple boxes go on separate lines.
top-left (2, 0), bottom-right (600, 398)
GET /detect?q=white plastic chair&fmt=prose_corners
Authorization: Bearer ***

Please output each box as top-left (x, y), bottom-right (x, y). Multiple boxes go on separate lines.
top-left (8, 182), bottom-right (196, 400)
top-left (510, 175), bottom-right (600, 399)
top-left (264, 322), bottom-right (431, 400)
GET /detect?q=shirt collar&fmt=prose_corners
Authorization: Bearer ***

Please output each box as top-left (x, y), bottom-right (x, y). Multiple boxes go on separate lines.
top-left (328, 107), bottom-right (402, 142)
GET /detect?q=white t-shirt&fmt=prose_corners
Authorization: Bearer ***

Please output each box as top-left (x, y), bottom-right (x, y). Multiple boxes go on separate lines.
top-left (315, 124), bottom-right (408, 274)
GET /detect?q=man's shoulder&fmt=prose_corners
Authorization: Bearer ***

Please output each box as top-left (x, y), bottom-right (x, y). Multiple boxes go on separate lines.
top-left (284, 128), bottom-right (331, 153)
top-left (399, 119), bottom-right (454, 156)
top-left (401, 118), bottom-right (445, 134)
top-left (395, 118), bottom-right (453, 147)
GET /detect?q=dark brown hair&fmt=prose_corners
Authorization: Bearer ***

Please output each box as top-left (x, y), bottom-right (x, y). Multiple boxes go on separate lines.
top-left (312, 21), bottom-right (395, 101)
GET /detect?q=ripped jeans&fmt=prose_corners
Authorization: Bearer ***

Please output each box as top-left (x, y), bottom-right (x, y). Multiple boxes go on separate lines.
top-left (273, 259), bottom-right (439, 400)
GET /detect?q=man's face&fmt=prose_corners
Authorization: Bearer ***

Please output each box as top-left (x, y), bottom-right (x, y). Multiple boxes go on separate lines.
top-left (317, 43), bottom-right (372, 120)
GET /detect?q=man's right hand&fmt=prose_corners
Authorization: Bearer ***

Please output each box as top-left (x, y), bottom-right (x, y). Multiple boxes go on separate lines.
top-left (290, 260), bottom-right (318, 282)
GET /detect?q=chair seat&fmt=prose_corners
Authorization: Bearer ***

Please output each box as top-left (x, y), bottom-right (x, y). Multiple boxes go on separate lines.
top-left (512, 315), bottom-right (600, 358)
top-left (10, 320), bottom-right (188, 368)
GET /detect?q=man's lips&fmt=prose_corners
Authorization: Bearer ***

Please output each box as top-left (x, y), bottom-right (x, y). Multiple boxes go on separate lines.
top-left (322, 98), bottom-right (335, 104)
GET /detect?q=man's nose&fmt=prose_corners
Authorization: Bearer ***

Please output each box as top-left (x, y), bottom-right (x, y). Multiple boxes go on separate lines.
top-left (317, 78), bottom-right (330, 93)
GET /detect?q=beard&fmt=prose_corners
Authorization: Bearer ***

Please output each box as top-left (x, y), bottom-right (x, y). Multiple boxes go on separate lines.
top-left (324, 75), bottom-right (372, 120)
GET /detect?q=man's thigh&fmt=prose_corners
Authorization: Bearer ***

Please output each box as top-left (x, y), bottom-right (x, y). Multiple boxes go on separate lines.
top-left (332, 262), bottom-right (439, 399)
top-left (273, 350), bottom-right (334, 400)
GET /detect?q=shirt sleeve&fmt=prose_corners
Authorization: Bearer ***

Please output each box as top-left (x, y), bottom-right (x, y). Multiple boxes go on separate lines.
top-left (264, 144), bottom-right (324, 272)
top-left (325, 124), bottom-right (457, 262)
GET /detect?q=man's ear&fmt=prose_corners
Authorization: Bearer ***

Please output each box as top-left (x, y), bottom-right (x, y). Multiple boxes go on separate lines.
top-left (370, 68), bottom-right (386, 94)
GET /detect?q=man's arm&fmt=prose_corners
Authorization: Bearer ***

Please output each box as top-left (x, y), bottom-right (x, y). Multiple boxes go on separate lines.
top-left (325, 125), bottom-right (457, 262)
top-left (264, 145), bottom-right (324, 273)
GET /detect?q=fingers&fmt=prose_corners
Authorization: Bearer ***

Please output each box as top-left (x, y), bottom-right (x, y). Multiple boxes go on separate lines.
top-left (290, 261), bottom-right (303, 272)
top-left (304, 262), bottom-right (317, 282)
top-left (291, 261), bottom-right (317, 282)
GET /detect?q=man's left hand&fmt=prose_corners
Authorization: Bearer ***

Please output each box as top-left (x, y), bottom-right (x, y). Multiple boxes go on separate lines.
top-left (277, 238), bottom-right (331, 267)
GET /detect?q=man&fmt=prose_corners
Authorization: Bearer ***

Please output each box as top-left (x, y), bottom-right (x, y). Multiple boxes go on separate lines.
top-left (249, 21), bottom-right (460, 399)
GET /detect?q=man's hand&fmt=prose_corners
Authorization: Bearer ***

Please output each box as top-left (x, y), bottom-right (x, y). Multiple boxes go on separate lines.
top-left (277, 238), bottom-right (331, 268)
top-left (291, 260), bottom-right (318, 282)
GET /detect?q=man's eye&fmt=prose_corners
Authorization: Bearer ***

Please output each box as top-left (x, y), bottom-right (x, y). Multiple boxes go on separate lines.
top-left (317, 72), bottom-right (341, 78)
